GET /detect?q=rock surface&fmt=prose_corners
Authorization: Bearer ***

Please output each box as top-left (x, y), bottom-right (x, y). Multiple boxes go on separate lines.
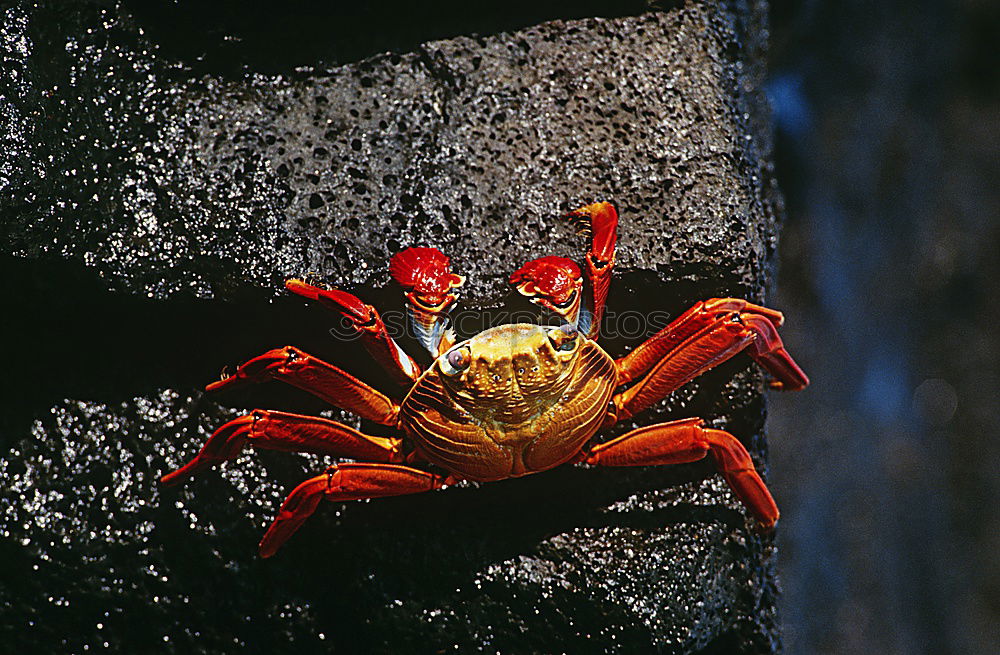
top-left (1, 1), bottom-right (785, 652)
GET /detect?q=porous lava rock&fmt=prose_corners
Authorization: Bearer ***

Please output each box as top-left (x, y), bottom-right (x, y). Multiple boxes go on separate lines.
top-left (1, 1), bottom-right (784, 652)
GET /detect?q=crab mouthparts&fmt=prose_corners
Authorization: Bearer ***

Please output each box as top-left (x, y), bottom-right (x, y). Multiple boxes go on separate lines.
top-left (406, 292), bottom-right (457, 356)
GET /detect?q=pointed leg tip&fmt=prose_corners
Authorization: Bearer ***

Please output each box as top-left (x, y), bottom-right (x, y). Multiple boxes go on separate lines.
top-left (565, 200), bottom-right (615, 216)
top-left (159, 468), bottom-right (187, 487)
top-left (204, 378), bottom-right (228, 393)
top-left (768, 372), bottom-right (810, 391)
top-left (756, 515), bottom-right (779, 533)
top-left (751, 501), bottom-right (779, 532)
top-left (160, 456), bottom-right (209, 486)
top-left (285, 278), bottom-right (321, 300)
top-left (257, 524), bottom-right (282, 559)
top-left (257, 516), bottom-right (304, 559)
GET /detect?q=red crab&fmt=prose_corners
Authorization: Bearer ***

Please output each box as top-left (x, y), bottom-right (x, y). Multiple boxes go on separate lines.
top-left (162, 202), bottom-right (809, 557)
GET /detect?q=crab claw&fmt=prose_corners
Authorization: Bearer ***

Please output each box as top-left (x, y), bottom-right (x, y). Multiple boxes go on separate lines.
top-left (566, 201), bottom-right (618, 267)
top-left (389, 247), bottom-right (465, 355)
top-left (565, 202), bottom-right (618, 338)
top-left (509, 256), bottom-right (584, 327)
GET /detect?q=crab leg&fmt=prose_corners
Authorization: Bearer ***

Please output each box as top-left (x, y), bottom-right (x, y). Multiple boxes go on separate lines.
top-left (510, 202), bottom-right (618, 337)
top-left (161, 410), bottom-right (404, 486)
top-left (205, 345), bottom-right (400, 425)
top-left (286, 279), bottom-right (421, 385)
top-left (585, 418), bottom-right (779, 529)
top-left (259, 463), bottom-right (449, 557)
top-left (389, 247), bottom-right (465, 356)
top-left (613, 299), bottom-right (809, 421)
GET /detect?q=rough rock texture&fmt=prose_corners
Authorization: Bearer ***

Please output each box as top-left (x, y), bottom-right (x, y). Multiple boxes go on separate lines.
top-left (1, 1), bottom-right (787, 653)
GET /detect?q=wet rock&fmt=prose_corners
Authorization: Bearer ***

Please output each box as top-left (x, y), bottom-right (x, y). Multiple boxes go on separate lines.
top-left (3, 1), bottom-right (778, 303)
top-left (1, 1), bottom-right (785, 653)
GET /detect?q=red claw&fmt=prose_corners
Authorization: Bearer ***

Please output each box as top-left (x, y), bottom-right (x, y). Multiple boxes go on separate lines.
top-left (509, 256), bottom-right (584, 325)
top-left (564, 202), bottom-right (619, 338)
top-left (389, 247), bottom-right (465, 310)
top-left (566, 201), bottom-right (618, 266)
top-left (509, 256), bottom-right (582, 304)
top-left (390, 247), bottom-right (465, 355)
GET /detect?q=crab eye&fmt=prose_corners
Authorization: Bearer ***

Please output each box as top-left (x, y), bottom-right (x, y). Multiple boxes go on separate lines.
top-left (442, 347), bottom-right (471, 375)
top-left (549, 323), bottom-right (578, 352)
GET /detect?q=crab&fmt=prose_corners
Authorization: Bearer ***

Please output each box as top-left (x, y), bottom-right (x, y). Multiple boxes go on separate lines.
top-left (161, 202), bottom-right (809, 557)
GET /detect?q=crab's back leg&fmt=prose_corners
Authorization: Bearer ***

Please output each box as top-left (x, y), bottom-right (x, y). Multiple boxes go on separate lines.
top-left (510, 202), bottom-right (618, 337)
top-left (205, 345), bottom-right (400, 425)
top-left (286, 280), bottom-right (421, 385)
top-left (389, 247), bottom-right (465, 357)
top-left (259, 463), bottom-right (451, 557)
top-left (161, 410), bottom-right (405, 486)
top-left (612, 299), bottom-right (809, 421)
top-left (585, 417), bottom-right (779, 529)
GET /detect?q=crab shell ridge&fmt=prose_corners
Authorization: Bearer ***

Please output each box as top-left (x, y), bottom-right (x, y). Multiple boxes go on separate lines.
top-left (398, 324), bottom-right (616, 481)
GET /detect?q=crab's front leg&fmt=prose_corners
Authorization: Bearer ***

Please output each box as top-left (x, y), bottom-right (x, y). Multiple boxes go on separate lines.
top-left (511, 202), bottom-right (617, 337)
top-left (389, 247), bottom-right (465, 356)
top-left (612, 299), bottom-right (809, 421)
top-left (259, 463), bottom-right (452, 557)
top-left (286, 279), bottom-right (420, 386)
